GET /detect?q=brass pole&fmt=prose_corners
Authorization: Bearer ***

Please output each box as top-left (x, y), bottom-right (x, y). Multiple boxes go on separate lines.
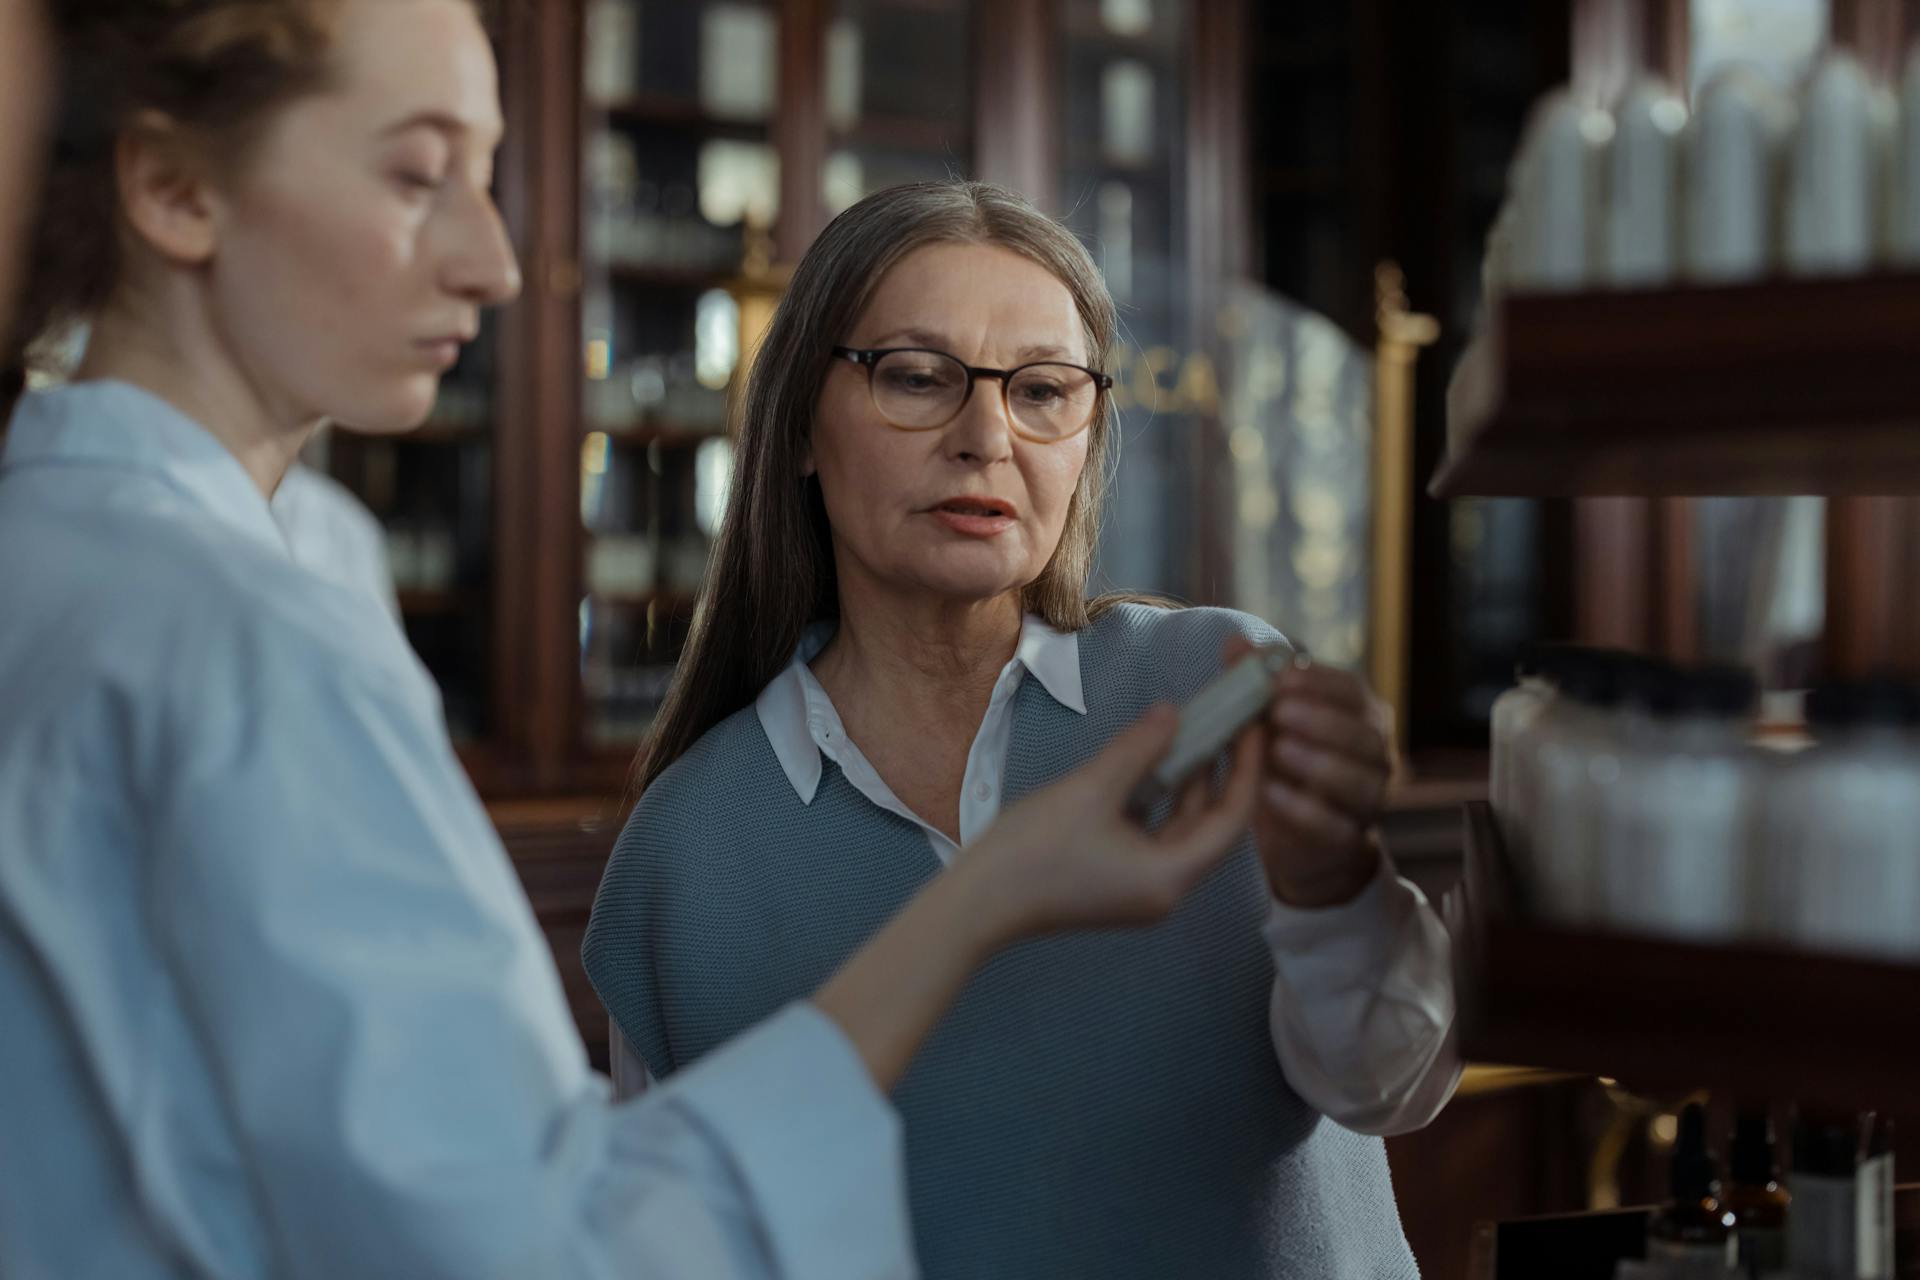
top-left (1371, 263), bottom-right (1439, 753)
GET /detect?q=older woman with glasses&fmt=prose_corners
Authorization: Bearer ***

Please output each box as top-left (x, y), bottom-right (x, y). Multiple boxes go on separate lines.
top-left (584, 181), bottom-right (1460, 1280)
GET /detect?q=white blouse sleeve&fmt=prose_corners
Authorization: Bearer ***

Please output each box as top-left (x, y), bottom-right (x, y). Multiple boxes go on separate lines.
top-left (149, 644), bottom-right (914, 1280)
top-left (1262, 854), bottom-right (1463, 1136)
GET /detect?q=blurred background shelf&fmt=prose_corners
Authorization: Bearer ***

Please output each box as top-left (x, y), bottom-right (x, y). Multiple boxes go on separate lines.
top-left (1456, 800), bottom-right (1920, 1119)
top-left (591, 93), bottom-right (771, 141)
top-left (599, 422), bottom-right (729, 448)
top-left (405, 421), bottom-right (491, 445)
top-left (603, 262), bottom-right (736, 291)
top-left (1434, 274), bottom-right (1920, 497)
top-left (586, 589), bottom-right (702, 614)
top-left (396, 588), bottom-right (474, 617)
top-left (831, 114), bottom-right (970, 153)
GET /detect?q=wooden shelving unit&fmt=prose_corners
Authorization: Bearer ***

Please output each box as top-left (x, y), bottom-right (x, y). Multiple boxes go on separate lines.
top-left (587, 588), bottom-right (701, 615)
top-left (600, 422), bottom-right (727, 448)
top-left (403, 420), bottom-right (489, 445)
top-left (396, 588), bottom-right (472, 617)
top-left (1454, 800), bottom-right (1920, 1118)
top-left (603, 262), bottom-right (734, 292)
top-left (1434, 273), bottom-right (1920, 497)
top-left (591, 93), bottom-right (769, 141)
top-left (831, 114), bottom-right (967, 153)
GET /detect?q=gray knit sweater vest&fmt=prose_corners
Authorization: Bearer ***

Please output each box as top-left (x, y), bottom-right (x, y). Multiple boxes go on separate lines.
top-left (584, 604), bottom-right (1419, 1279)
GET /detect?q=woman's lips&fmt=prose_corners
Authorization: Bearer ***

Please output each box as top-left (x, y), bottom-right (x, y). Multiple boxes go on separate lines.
top-left (417, 338), bottom-right (462, 369)
top-left (929, 500), bottom-right (1017, 537)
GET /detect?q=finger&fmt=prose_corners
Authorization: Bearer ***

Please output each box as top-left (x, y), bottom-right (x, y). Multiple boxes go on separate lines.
top-left (1160, 769), bottom-right (1214, 842)
top-left (1269, 697), bottom-right (1390, 765)
top-left (1157, 724), bottom-right (1263, 860)
top-left (1260, 778), bottom-right (1364, 850)
top-left (1275, 663), bottom-right (1371, 711)
top-left (1268, 737), bottom-right (1389, 818)
top-left (1220, 634), bottom-right (1256, 666)
top-left (1080, 703), bottom-right (1178, 794)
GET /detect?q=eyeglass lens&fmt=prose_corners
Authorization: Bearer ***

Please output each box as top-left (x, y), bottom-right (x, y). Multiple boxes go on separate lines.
top-left (869, 350), bottom-right (1098, 439)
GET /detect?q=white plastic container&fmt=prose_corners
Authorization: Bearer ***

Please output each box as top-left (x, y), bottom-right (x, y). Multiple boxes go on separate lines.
top-left (1892, 46), bottom-right (1920, 264)
top-left (1510, 91), bottom-right (1610, 291)
top-left (1683, 67), bottom-right (1793, 283)
top-left (1527, 652), bottom-right (1627, 925)
top-left (584, 0), bottom-right (641, 103)
top-left (1786, 52), bottom-right (1897, 276)
top-left (1759, 682), bottom-right (1920, 959)
top-left (1599, 665), bottom-right (1758, 941)
top-left (1604, 80), bottom-right (1687, 286)
top-left (1490, 650), bottom-right (1553, 855)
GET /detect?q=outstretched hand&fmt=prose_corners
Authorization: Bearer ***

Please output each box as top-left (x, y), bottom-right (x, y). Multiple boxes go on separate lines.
top-left (966, 703), bottom-right (1264, 940)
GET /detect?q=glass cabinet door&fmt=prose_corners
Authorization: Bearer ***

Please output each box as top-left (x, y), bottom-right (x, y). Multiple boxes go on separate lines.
top-left (823, 0), bottom-right (974, 215)
top-left (577, 0), bottom-right (776, 750)
top-left (1055, 0), bottom-right (1197, 600)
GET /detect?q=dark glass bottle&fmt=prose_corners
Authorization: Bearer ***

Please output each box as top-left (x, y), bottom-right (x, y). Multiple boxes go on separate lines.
top-left (1648, 1103), bottom-right (1734, 1266)
top-left (1724, 1105), bottom-right (1789, 1278)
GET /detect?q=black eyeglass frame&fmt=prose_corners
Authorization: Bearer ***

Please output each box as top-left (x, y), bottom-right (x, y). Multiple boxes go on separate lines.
top-left (830, 345), bottom-right (1115, 443)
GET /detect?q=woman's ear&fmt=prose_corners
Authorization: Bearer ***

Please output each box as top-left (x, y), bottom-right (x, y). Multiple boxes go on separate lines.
top-left (115, 111), bottom-right (219, 267)
top-left (801, 448), bottom-right (816, 478)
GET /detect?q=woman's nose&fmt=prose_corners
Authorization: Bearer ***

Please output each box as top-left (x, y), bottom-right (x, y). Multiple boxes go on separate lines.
top-left (442, 187), bottom-right (522, 307)
top-left (945, 377), bottom-right (1016, 463)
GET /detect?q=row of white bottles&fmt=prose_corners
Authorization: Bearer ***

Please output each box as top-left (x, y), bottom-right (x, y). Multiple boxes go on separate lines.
top-left (1487, 47), bottom-right (1920, 295)
top-left (1493, 648), bottom-right (1920, 959)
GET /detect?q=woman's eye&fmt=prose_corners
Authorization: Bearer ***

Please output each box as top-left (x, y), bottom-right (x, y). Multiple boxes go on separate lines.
top-left (394, 170), bottom-right (445, 195)
top-left (883, 368), bottom-right (945, 393)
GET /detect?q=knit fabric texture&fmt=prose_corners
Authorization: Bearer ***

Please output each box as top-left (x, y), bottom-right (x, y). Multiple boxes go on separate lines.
top-left (584, 604), bottom-right (1419, 1279)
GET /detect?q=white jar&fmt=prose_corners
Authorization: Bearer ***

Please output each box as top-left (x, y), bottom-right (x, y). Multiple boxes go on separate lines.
top-left (1684, 67), bottom-right (1793, 284)
top-left (1604, 79), bottom-right (1686, 286)
top-left (1510, 90), bottom-right (1610, 292)
top-left (1759, 682), bottom-right (1920, 959)
top-left (1528, 652), bottom-right (1628, 926)
top-left (1491, 652), bottom-right (1553, 855)
top-left (1892, 46), bottom-right (1920, 264)
top-left (584, 0), bottom-right (642, 103)
top-left (1786, 52), bottom-right (1897, 276)
top-left (1600, 665), bottom-right (1758, 941)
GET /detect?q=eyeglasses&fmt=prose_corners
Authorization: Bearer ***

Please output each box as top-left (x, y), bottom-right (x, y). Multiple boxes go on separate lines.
top-left (830, 345), bottom-right (1113, 444)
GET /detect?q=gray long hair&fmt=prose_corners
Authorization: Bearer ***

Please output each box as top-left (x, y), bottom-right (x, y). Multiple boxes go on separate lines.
top-left (631, 180), bottom-right (1140, 799)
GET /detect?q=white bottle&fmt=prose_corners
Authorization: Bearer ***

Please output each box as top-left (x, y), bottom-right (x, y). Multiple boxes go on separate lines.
top-left (1528, 652), bottom-right (1626, 925)
top-left (1503, 651), bottom-right (1573, 876)
top-left (1604, 80), bottom-right (1687, 286)
top-left (1510, 90), bottom-right (1611, 291)
top-left (1759, 682), bottom-right (1920, 958)
top-left (1892, 46), bottom-right (1920, 265)
top-left (1600, 665), bottom-right (1757, 941)
top-left (1786, 52), bottom-right (1897, 276)
top-left (1684, 67), bottom-right (1793, 283)
top-left (1490, 650), bottom-right (1553, 857)
top-left (1480, 200), bottom-right (1518, 305)
top-left (584, 0), bottom-right (642, 103)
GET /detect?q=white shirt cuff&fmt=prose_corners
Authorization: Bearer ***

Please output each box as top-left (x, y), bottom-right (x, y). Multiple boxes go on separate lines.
top-left (663, 1002), bottom-right (916, 1279)
top-left (1262, 854), bottom-right (1461, 1135)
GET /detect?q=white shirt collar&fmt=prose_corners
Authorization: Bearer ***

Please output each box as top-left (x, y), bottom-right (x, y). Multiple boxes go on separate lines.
top-left (754, 613), bottom-right (1086, 805)
top-left (3, 380), bottom-right (291, 560)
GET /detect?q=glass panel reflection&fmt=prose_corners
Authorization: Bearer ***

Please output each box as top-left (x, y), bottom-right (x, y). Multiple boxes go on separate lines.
top-left (578, 1), bottom-right (772, 747)
top-left (823, 0), bottom-right (972, 209)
